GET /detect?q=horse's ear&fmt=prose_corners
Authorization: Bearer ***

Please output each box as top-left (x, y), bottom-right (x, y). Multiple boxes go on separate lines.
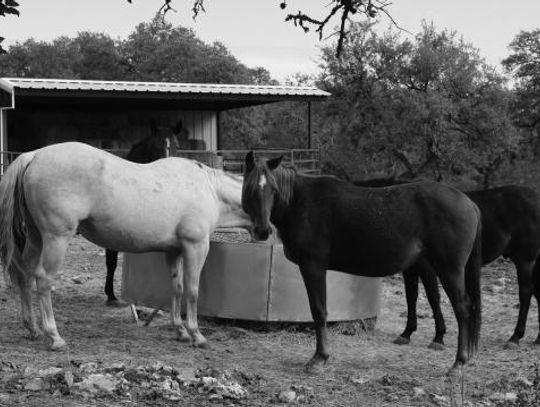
top-left (267, 155), bottom-right (283, 171)
top-left (245, 151), bottom-right (255, 172)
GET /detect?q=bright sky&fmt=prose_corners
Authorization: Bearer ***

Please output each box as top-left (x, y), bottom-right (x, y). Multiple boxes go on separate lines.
top-left (3, 1), bottom-right (540, 81)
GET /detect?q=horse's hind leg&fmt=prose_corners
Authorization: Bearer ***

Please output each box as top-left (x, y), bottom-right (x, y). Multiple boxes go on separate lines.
top-left (397, 262), bottom-right (446, 350)
top-left (506, 257), bottom-right (535, 348)
top-left (36, 235), bottom-right (69, 350)
top-left (182, 240), bottom-right (210, 348)
top-left (165, 252), bottom-right (190, 342)
top-left (533, 260), bottom-right (540, 345)
top-left (395, 267), bottom-right (420, 345)
top-left (436, 266), bottom-right (470, 369)
top-left (16, 242), bottom-right (44, 339)
top-left (8, 263), bottom-right (41, 340)
top-left (421, 267), bottom-right (447, 350)
top-left (104, 249), bottom-right (119, 305)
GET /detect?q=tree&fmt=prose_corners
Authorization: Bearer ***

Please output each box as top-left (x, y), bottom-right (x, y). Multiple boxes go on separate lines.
top-left (0, 0), bottom-right (19, 53)
top-left (316, 21), bottom-right (520, 188)
top-left (71, 32), bottom-right (127, 80)
top-left (120, 15), bottom-right (265, 84)
top-left (0, 34), bottom-right (126, 79)
top-left (503, 29), bottom-right (540, 152)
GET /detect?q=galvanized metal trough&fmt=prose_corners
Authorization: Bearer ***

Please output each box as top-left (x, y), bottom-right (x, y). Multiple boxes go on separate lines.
top-left (121, 230), bottom-right (381, 322)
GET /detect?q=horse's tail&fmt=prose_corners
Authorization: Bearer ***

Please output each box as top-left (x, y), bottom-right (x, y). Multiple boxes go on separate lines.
top-left (465, 205), bottom-right (482, 359)
top-left (0, 151), bottom-right (36, 286)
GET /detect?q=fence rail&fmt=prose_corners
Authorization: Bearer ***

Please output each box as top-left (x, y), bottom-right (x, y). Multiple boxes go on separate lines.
top-left (0, 151), bottom-right (21, 174)
top-left (0, 148), bottom-right (320, 175)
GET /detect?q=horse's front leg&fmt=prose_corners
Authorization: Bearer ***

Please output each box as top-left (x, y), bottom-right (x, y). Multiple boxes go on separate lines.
top-left (534, 260), bottom-right (540, 345)
top-left (166, 252), bottom-right (190, 342)
top-left (395, 267), bottom-right (420, 345)
top-left (299, 261), bottom-right (329, 373)
top-left (182, 239), bottom-right (210, 348)
top-left (104, 249), bottom-right (119, 305)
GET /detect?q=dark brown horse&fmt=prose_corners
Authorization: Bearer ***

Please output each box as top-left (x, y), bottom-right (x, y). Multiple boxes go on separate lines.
top-left (357, 178), bottom-right (540, 348)
top-left (104, 122), bottom-right (180, 304)
top-left (241, 153), bottom-right (483, 373)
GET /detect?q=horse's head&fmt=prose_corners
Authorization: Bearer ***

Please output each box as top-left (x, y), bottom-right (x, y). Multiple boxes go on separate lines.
top-left (148, 121), bottom-right (184, 158)
top-left (242, 151), bottom-right (283, 241)
top-left (171, 120), bottom-right (190, 150)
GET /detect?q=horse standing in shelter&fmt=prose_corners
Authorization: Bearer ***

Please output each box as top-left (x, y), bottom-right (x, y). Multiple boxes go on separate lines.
top-left (241, 152), bottom-right (483, 373)
top-left (104, 121), bottom-right (180, 304)
top-left (355, 178), bottom-right (540, 348)
top-left (0, 142), bottom-right (251, 350)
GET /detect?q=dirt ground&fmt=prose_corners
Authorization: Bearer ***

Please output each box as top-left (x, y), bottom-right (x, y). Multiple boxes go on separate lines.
top-left (0, 235), bottom-right (539, 406)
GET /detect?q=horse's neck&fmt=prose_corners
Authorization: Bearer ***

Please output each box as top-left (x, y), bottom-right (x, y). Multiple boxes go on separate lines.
top-left (270, 167), bottom-right (297, 226)
top-left (210, 171), bottom-right (251, 229)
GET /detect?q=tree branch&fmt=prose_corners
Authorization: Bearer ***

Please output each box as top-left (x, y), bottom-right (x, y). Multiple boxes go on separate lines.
top-left (282, 0), bottom-right (397, 57)
top-left (0, 0), bottom-right (19, 54)
top-left (392, 148), bottom-right (415, 176)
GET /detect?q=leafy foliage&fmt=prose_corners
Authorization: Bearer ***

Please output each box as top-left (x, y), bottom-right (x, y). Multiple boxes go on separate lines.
top-left (503, 29), bottom-right (540, 152)
top-left (0, 0), bottom-right (19, 53)
top-left (316, 22), bottom-right (520, 187)
top-left (121, 16), bottom-right (257, 83)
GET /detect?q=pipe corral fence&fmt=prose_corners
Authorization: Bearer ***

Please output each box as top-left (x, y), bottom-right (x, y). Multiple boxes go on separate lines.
top-left (1, 148), bottom-right (321, 175)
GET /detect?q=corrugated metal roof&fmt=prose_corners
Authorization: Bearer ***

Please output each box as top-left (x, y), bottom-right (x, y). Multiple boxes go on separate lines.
top-left (0, 77), bottom-right (330, 98)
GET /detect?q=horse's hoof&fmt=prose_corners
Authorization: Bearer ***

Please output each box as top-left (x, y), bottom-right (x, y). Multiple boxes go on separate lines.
top-left (50, 338), bottom-right (67, 351)
top-left (428, 341), bottom-right (445, 351)
top-left (304, 355), bottom-right (329, 374)
top-left (25, 326), bottom-right (43, 341)
top-left (504, 340), bottom-right (519, 350)
top-left (177, 332), bottom-right (191, 343)
top-left (393, 336), bottom-right (410, 345)
top-left (192, 339), bottom-right (209, 349)
top-left (28, 331), bottom-right (43, 341)
top-left (105, 299), bottom-right (126, 308)
top-left (446, 364), bottom-right (464, 378)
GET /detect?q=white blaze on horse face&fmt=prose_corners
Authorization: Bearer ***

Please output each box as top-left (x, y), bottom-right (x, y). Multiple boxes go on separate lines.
top-left (258, 174), bottom-right (267, 190)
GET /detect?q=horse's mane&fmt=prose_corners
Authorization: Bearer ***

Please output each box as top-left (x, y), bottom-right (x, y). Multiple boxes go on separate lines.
top-left (198, 162), bottom-right (243, 193)
top-left (271, 165), bottom-right (296, 205)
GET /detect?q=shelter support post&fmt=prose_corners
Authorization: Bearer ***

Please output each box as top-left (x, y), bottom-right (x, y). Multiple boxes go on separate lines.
top-left (307, 101), bottom-right (313, 149)
top-left (216, 110), bottom-right (222, 150)
top-left (0, 109), bottom-right (7, 175)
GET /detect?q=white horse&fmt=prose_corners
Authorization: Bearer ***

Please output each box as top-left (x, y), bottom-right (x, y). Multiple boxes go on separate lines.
top-left (0, 142), bottom-right (251, 350)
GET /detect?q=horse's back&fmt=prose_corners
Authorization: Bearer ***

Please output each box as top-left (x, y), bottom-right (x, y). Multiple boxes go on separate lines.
top-left (468, 186), bottom-right (540, 261)
top-left (291, 178), bottom-right (480, 275)
top-left (336, 180), bottom-right (478, 235)
top-left (22, 142), bottom-right (219, 251)
top-left (24, 142), bottom-right (122, 220)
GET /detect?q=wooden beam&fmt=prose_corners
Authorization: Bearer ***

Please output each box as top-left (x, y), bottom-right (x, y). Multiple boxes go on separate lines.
top-left (216, 110), bottom-right (222, 150)
top-left (307, 101), bottom-right (313, 149)
top-left (0, 109), bottom-right (7, 175)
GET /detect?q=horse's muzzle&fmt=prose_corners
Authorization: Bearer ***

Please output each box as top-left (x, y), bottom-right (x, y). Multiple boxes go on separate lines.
top-left (254, 226), bottom-right (271, 241)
